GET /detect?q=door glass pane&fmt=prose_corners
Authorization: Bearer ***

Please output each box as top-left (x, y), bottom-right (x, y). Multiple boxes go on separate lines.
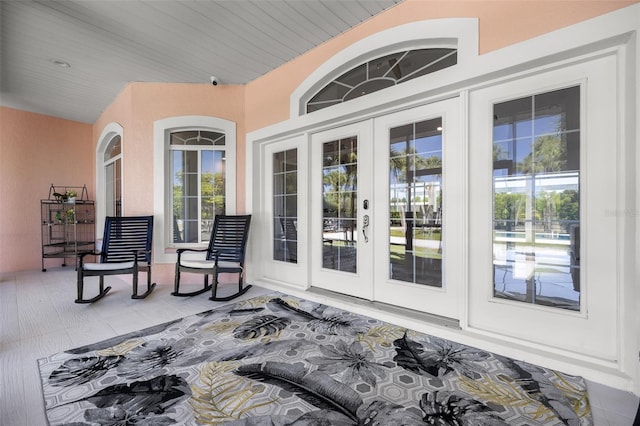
top-left (273, 149), bottom-right (298, 263)
top-left (200, 150), bottom-right (225, 242)
top-left (104, 136), bottom-right (122, 217)
top-left (389, 119), bottom-right (443, 286)
top-left (114, 158), bottom-right (121, 216)
top-left (184, 151), bottom-right (199, 243)
top-left (492, 86), bottom-right (580, 311)
top-left (322, 137), bottom-right (357, 273)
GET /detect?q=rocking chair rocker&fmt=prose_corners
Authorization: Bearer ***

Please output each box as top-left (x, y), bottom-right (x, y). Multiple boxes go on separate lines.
top-left (76, 216), bottom-right (156, 303)
top-left (172, 214), bottom-right (251, 301)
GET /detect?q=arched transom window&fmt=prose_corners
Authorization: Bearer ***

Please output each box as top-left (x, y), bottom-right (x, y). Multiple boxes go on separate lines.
top-left (306, 48), bottom-right (457, 113)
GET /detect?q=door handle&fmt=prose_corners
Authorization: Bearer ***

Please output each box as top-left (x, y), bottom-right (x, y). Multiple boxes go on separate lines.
top-left (362, 214), bottom-right (369, 243)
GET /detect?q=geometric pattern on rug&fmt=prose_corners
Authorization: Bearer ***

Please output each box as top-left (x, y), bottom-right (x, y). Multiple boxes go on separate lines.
top-left (38, 292), bottom-right (592, 425)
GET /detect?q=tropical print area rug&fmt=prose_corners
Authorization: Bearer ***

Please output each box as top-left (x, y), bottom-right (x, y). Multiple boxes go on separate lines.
top-left (38, 292), bottom-right (592, 425)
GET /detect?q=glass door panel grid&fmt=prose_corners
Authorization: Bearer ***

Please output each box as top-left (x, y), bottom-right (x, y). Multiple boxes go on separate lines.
top-left (322, 137), bottom-right (357, 273)
top-left (389, 118), bottom-right (443, 287)
top-left (273, 149), bottom-right (298, 263)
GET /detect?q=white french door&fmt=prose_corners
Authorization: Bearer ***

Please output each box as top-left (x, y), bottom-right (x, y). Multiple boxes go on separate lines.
top-left (311, 122), bottom-right (374, 299)
top-left (260, 137), bottom-right (308, 288)
top-left (310, 99), bottom-right (461, 320)
top-left (372, 99), bottom-right (462, 318)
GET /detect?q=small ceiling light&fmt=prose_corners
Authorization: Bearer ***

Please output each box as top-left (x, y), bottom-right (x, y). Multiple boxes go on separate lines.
top-left (50, 59), bottom-right (71, 68)
top-left (437, 126), bottom-right (443, 131)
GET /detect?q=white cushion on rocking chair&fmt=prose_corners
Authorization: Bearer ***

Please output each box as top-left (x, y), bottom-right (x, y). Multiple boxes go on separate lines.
top-left (83, 261), bottom-right (135, 271)
top-left (217, 260), bottom-right (242, 270)
top-left (179, 259), bottom-right (242, 270)
top-left (179, 259), bottom-right (215, 269)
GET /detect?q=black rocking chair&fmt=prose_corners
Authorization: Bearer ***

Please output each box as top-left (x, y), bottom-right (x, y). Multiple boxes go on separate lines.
top-left (172, 214), bottom-right (251, 301)
top-left (76, 216), bottom-right (156, 303)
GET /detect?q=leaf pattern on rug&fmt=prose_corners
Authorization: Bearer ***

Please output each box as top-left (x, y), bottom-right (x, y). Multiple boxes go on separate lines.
top-left (393, 332), bottom-right (492, 385)
top-left (392, 332), bottom-right (444, 387)
top-left (233, 315), bottom-right (291, 340)
top-left (307, 312), bottom-right (367, 336)
top-left (186, 304), bottom-right (266, 334)
top-left (357, 399), bottom-right (425, 425)
top-left (307, 340), bottom-right (387, 386)
top-left (420, 390), bottom-right (509, 425)
top-left (268, 297), bottom-right (318, 321)
top-left (215, 339), bottom-right (316, 362)
top-left (48, 355), bottom-right (122, 387)
top-left (82, 406), bottom-right (177, 425)
top-left (116, 337), bottom-right (197, 379)
top-left (223, 409), bottom-right (356, 426)
top-left (189, 361), bottom-right (277, 424)
top-left (495, 355), bottom-right (581, 426)
top-left (550, 371), bottom-right (591, 419)
top-left (268, 297), bottom-right (368, 336)
top-left (229, 307), bottom-right (267, 316)
top-left (235, 361), bottom-right (363, 422)
top-left (97, 339), bottom-right (145, 357)
top-left (203, 319), bottom-right (243, 335)
top-left (240, 295), bottom-right (286, 309)
top-left (357, 324), bottom-right (407, 351)
top-left (458, 373), bottom-right (530, 410)
top-left (51, 374), bottom-right (190, 423)
top-left (64, 320), bottom-right (182, 355)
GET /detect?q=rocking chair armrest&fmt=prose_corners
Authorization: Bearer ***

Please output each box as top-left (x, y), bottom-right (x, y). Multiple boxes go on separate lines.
top-left (176, 248), bottom-right (209, 254)
top-left (132, 249), bottom-right (151, 265)
top-left (78, 250), bottom-right (101, 259)
top-left (77, 250), bottom-right (101, 268)
top-left (176, 247), bottom-right (208, 263)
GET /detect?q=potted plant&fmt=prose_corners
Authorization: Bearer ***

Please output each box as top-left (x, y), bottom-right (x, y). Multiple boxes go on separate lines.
top-left (65, 190), bottom-right (77, 203)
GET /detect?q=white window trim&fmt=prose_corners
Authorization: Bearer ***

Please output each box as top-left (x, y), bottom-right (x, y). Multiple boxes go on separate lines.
top-left (96, 122), bottom-right (124, 239)
top-left (154, 116), bottom-right (236, 263)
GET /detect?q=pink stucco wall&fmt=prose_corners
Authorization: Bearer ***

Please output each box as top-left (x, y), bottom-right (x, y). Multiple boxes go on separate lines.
top-left (245, 0), bottom-right (635, 132)
top-left (0, 1), bottom-right (634, 274)
top-left (93, 84), bottom-right (133, 159)
top-left (0, 107), bottom-right (93, 272)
